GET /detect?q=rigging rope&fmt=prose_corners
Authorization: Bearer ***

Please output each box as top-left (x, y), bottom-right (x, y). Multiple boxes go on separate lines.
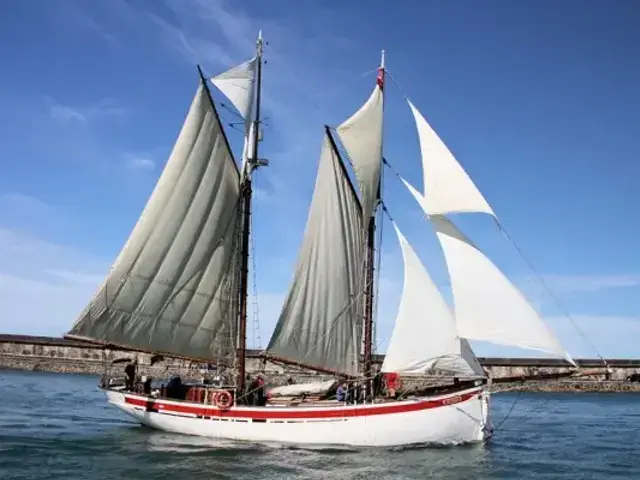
top-left (249, 212), bottom-right (262, 350)
top-left (491, 389), bottom-right (524, 432)
top-left (385, 69), bottom-right (411, 102)
top-left (382, 156), bottom-right (607, 368)
top-left (264, 43), bottom-right (379, 124)
top-left (372, 200), bottom-right (385, 354)
top-left (493, 220), bottom-right (608, 367)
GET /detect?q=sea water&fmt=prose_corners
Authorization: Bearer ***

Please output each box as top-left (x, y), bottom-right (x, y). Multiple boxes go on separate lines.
top-left (0, 370), bottom-right (637, 479)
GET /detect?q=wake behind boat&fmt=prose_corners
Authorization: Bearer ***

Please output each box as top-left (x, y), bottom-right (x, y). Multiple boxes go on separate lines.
top-left (64, 31), bottom-right (582, 447)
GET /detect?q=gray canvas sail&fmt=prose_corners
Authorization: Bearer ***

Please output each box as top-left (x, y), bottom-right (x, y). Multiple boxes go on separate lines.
top-left (68, 80), bottom-right (242, 361)
top-left (267, 130), bottom-right (365, 376)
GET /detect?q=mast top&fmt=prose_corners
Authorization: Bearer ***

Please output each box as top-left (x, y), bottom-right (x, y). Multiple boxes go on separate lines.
top-left (257, 31), bottom-right (264, 56)
top-left (380, 50), bottom-right (386, 70)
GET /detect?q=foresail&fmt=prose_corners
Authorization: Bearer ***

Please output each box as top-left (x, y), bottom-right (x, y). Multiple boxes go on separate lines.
top-left (407, 100), bottom-right (495, 217)
top-left (429, 215), bottom-right (575, 364)
top-left (211, 57), bottom-right (256, 124)
top-left (267, 130), bottom-right (365, 376)
top-left (68, 82), bottom-right (242, 361)
top-left (337, 85), bottom-right (383, 221)
top-left (382, 224), bottom-right (484, 377)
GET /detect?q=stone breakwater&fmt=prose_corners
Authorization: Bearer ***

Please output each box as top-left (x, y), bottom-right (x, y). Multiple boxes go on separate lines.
top-left (490, 380), bottom-right (640, 393)
top-left (2, 334), bottom-right (640, 392)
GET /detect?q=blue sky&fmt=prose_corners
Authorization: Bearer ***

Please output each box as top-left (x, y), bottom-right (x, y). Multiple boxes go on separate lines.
top-left (0, 0), bottom-right (638, 359)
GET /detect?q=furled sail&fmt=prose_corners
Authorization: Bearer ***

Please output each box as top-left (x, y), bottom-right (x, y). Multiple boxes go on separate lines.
top-left (407, 100), bottom-right (495, 217)
top-left (429, 215), bottom-right (575, 364)
top-left (337, 85), bottom-right (383, 221)
top-left (382, 224), bottom-right (484, 377)
top-left (210, 57), bottom-right (256, 123)
top-left (267, 130), bottom-right (365, 376)
top-left (67, 80), bottom-right (242, 361)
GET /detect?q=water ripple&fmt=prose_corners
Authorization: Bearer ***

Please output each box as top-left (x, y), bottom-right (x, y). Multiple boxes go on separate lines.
top-left (1, 370), bottom-right (639, 479)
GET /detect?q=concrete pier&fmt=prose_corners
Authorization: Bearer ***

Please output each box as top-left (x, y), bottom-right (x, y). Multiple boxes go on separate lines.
top-left (1, 334), bottom-right (639, 392)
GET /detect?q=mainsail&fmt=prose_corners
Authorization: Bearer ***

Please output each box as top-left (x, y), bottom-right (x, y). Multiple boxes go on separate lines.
top-left (382, 223), bottom-right (484, 377)
top-left (336, 56), bottom-right (385, 385)
top-left (67, 77), bottom-right (242, 361)
top-left (267, 129), bottom-right (365, 376)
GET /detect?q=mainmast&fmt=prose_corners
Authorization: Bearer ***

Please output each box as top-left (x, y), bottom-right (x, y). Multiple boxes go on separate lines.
top-left (363, 50), bottom-right (385, 397)
top-left (237, 31), bottom-right (265, 395)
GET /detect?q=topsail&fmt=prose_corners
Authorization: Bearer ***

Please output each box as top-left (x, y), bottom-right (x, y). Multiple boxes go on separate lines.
top-left (67, 78), bottom-right (242, 361)
top-left (210, 57), bottom-right (257, 126)
top-left (337, 84), bottom-right (384, 221)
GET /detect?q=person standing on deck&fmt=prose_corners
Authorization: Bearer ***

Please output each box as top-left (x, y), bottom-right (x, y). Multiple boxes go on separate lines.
top-left (336, 381), bottom-right (347, 402)
top-left (384, 372), bottom-right (399, 399)
top-left (124, 360), bottom-right (137, 391)
top-left (372, 367), bottom-right (383, 399)
top-left (255, 373), bottom-right (267, 406)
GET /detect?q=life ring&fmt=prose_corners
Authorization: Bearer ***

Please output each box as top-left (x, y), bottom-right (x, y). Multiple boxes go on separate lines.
top-left (213, 390), bottom-right (233, 410)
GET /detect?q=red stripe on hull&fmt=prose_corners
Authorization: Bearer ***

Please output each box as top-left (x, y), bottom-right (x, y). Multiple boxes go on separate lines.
top-left (123, 389), bottom-right (481, 420)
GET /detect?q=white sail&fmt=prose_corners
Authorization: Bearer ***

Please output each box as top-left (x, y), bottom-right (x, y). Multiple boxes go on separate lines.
top-left (68, 82), bottom-right (242, 361)
top-left (267, 131), bottom-right (365, 376)
top-left (408, 100), bottom-right (495, 217)
top-left (429, 215), bottom-right (574, 364)
top-left (382, 224), bottom-right (484, 377)
top-left (337, 85), bottom-right (383, 221)
top-left (211, 57), bottom-right (256, 124)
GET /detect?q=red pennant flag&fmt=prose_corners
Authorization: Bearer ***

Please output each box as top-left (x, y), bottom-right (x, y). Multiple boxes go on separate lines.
top-left (376, 67), bottom-right (385, 90)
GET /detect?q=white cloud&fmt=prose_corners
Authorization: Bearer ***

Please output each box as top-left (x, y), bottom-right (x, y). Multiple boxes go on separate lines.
top-left (45, 269), bottom-right (104, 285)
top-left (125, 154), bottom-right (156, 171)
top-left (0, 193), bottom-right (60, 222)
top-left (546, 314), bottom-right (640, 359)
top-left (0, 226), bottom-right (107, 336)
top-left (46, 97), bottom-right (129, 124)
top-left (537, 273), bottom-right (640, 293)
top-left (49, 104), bottom-right (87, 123)
top-left (0, 272), bottom-right (98, 336)
top-left (147, 13), bottom-right (235, 67)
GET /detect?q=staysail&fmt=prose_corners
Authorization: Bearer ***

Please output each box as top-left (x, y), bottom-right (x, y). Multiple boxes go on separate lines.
top-left (407, 100), bottom-right (495, 217)
top-left (430, 215), bottom-right (574, 363)
top-left (267, 129), bottom-right (365, 376)
top-left (381, 223), bottom-right (484, 377)
top-left (67, 77), bottom-right (242, 361)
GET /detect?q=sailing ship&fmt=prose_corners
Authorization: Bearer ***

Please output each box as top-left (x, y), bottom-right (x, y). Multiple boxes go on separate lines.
top-left (65, 32), bottom-right (578, 447)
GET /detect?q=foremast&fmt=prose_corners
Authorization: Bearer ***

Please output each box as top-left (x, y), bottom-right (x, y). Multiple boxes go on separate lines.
top-left (236, 32), bottom-right (265, 395)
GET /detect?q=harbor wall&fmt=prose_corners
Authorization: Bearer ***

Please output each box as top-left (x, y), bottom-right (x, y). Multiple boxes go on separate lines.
top-left (1, 334), bottom-right (640, 392)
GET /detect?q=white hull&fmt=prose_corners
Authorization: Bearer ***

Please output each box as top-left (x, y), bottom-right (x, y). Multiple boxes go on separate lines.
top-left (105, 386), bottom-right (492, 447)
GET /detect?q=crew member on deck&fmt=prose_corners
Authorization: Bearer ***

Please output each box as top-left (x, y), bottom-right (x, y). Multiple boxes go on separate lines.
top-left (336, 381), bottom-right (347, 402)
top-left (248, 373), bottom-right (267, 406)
top-left (255, 373), bottom-right (267, 406)
top-left (384, 372), bottom-right (399, 399)
top-left (124, 360), bottom-right (137, 391)
top-left (372, 367), bottom-right (383, 398)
